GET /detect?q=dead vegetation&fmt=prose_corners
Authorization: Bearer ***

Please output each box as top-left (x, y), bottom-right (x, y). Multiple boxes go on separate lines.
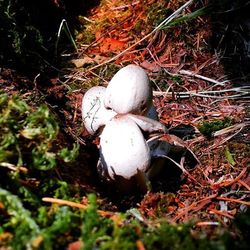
top-left (58, 0), bottom-right (250, 223)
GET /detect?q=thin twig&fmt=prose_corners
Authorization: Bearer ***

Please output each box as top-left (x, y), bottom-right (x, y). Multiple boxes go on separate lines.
top-left (42, 197), bottom-right (114, 217)
top-left (238, 180), bottom-right (250, 191)
top-left (208, 208), bottom-right (234, 219)
top-left (179, 69), bottom-right (228, 86)
top-left (216, 196), bottom-right (250, 206)
top-left (153, 87), bottom-right (250, 99)
top-left (196, 221), bottom-right (220, 226)
top-left (209, 124), bottom-right (248, 149)
top-left (216, 167), bottom-right (248, 188)
top-left (42, 197), bottom-right (87, 209)
top-left (111, 1), bottom-right (140, 10)
top-left (0, 162), bottom-right (28, 173)
top-left (213, 122), bottom-right (250, 137)
top-left (172, 193), bottom-right (218, 222)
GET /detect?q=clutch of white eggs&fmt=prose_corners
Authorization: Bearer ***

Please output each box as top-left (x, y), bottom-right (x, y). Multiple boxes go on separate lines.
top-left (82, 64), bottom-right (197, 194)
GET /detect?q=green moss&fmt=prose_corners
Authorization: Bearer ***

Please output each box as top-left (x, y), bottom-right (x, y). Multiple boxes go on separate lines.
top-left (134, 19), bottom-right (144, 33)
top-left (97, 64), bottom-right (121, 80)
top-left (144, 222), bottom-right (196, 250)
top-left (146, 1), bottom-right (172, 27)
top-left (0, 188), bottom-right (41, 249)
top-left (0, 93), bottom-right (82, 249)
top-left (81, 194), bottom-right (111, 250)
top-left (198, 117), bottom-right (232, 137)
top-left (0, 93), bottom-right (78, 170)
top-left (0, 0), bottom-right (45, 69)
top-left (76, 15), bottom-right (95, 44)
top-left (227, 141), bottom-right (250, 158)
top-left (0, 187), bottom-right (249, 249)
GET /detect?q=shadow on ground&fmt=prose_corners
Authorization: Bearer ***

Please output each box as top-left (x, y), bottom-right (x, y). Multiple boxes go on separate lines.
top-left (210, 0), bottom-right (250, 86)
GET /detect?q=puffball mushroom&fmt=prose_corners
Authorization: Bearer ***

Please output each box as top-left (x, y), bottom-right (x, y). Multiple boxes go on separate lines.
top-left (104, 64), bottom-right (152, 115)
top-left (82, 86), bottom-right (116, 135)
top-left (98, 115), bottom-right (151, 194)
top-left (99, 114), bottom-right (151, 192)
top-left (82, 65), bottom-right (198, 194)
top-left (98, 113), bottom-right (167, 193)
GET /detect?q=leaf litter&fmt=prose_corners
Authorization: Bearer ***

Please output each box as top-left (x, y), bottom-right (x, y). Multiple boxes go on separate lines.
top-left (0, 0), bottom-right (250, 249)
top-left (67, 0), bottom-right (250, 225)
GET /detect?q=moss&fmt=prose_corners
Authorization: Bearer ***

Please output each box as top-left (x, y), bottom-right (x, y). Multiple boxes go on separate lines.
top-left (97, 64), bottom-right (121, 80)
top-left (0, 0), bottom-right (50, 71)
top-left (146, 1), bottom-right (172, 27)
top-left (227, 141), bottom-right (250, 158)
top-left (1, 184), bottom-right (249, 249)
top-left (81, 194), bottom-right (112, 250)
top-left (0, 91), bottom-right (79, 207)
top-left (198, 117), bottom-right (232, 137)
top-left (0, 0), bottom-right (99, 72)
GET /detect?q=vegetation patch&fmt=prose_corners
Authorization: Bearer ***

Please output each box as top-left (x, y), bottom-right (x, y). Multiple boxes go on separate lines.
top-left (198, 117), bottom-right (232, 137)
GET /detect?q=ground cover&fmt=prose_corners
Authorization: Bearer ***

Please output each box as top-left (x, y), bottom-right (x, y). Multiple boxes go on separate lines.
top-left (0, 0), bottom-right (249, 249)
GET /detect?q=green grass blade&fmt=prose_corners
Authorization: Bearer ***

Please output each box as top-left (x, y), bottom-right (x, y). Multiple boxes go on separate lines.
top-left (161, 6), bottom-right (211, 29)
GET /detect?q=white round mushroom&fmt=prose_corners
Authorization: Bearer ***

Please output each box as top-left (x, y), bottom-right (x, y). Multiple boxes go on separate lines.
top-left (99, 115), bottom-right (151, 180)
top-left (82, 86), bottom-right (116, 135)
top-left (104, 64), bottom-right (152, 114)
